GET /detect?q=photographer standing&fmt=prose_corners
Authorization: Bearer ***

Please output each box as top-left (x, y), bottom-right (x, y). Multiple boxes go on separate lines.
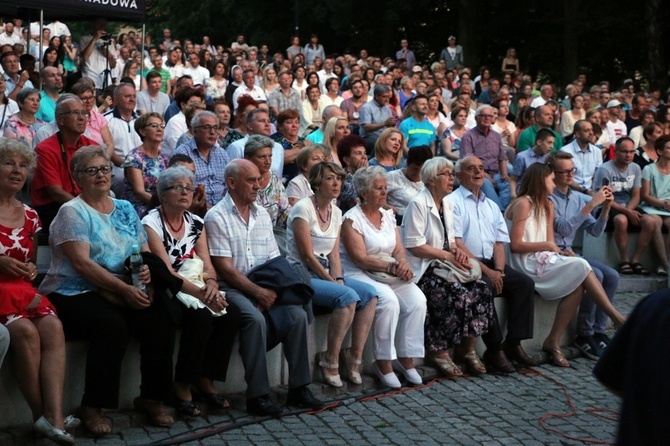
top-left (80, 18), bottom-right (117, 94)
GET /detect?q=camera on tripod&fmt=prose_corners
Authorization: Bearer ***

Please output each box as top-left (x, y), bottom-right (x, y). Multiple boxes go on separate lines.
top-left (100, 34), bottom-right (117, 41)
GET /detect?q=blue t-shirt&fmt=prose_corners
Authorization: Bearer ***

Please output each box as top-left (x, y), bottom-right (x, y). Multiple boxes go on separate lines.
top-left (35, 91), bottom-right (57, 123)
top-left (39, 197), bottom-right (148, 296)
top-left (398, 116), bottom-right (436, 149)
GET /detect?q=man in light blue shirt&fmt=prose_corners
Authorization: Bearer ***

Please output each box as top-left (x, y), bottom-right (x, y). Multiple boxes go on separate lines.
top-left (560, 120), bottom-right (602, 195)
top-left (447, 155), bottom-right (536, 374)
top-left (359, 84), bottom-right (396, 154)
top-left (549, 151), bottom-right (618, 360)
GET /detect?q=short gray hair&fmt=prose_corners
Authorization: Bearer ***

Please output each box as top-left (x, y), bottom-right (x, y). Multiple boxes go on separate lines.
top-left (475, 104), bottom-right (493, 117)
top-left (373, 84), bottom-right (391, 97)
top-left (0, 137), bottom-right (35, 170)
top-left (244, 134), bottom-right (274, 159)
top-left (420, 157), bottom-right (453, 185)
top-left (224, 158), bottom-right (245, 182)
top-left (321, 104), bottom-right (343, 121)
top-left (157, 165), bottom-right (195, 196)
top-left (71, 145), bottom-right (110, 181)
top-left (191, 110), bottom-right (218, 129)
top-left (55, 93), bottom-right (82, 115)
top-left (353, 166), bottom-right (386, 202)
top-left (454, 155), bottom-right (478, 173)
top-left (17, 87), bottom-right (40, 105)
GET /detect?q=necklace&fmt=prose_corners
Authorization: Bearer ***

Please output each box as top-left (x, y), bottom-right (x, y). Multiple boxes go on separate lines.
top-left (314, 198), bottom-right (331, 223)
top-left (18, 112), bottom-right (36, 125)
top-left (161, 207), bottom-right (184, 233)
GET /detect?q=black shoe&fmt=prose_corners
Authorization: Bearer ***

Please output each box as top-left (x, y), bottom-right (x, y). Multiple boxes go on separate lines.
top-left (246, 395), bottom-right (282, 417)
top-left (593, 333), bottom-right (610, 351)
top-left (286, 385), bottom-right (324, 410)
top-left (574, 335), bottom-right (603, 360)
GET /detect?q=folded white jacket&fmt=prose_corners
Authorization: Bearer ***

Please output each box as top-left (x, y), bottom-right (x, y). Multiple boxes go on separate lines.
top-left (176, 257), bottom-right (227, 316)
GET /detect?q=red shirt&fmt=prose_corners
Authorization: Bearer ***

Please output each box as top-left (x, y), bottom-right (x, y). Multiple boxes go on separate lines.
top-left (31, 133), bottom-right (99, 207)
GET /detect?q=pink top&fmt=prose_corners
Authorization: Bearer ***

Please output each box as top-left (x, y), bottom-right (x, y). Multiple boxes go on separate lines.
top-left (86, 109), bottom-right (107, 145)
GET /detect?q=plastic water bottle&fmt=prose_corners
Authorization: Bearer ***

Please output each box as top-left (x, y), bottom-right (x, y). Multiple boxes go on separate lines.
top-left (129, 245), bottom-right (146, 293)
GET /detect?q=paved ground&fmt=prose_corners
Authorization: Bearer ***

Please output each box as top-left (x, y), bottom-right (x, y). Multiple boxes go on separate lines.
top-left (2, 292), bottom-right (647, 446)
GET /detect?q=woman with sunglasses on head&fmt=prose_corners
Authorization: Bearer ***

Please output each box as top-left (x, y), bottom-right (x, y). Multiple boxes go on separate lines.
top-left (122, 113), bottom-right (170, 218)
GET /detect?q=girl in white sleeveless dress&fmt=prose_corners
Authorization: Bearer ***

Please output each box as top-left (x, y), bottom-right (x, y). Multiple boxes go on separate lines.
top-left (505, 164), bottom-right (625, 367)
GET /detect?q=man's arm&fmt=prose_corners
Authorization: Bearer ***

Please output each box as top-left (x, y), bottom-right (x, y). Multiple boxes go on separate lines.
top-left (210, 256), bottom-right (277, 310)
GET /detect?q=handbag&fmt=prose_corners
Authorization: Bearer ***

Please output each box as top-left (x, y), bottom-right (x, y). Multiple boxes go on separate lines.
top-left (430, 258), bottom-right (481, 284)
top-left (364, 253), bottom-right (404, 285)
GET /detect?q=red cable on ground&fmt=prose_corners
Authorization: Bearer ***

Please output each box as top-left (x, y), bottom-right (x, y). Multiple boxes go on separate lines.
top-left (520, 368), bottom-right (619, 445)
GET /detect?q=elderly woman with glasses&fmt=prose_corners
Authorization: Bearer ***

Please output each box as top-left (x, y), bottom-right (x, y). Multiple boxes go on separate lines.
top-left (122, 112), bottom-right (170, 217)
top-left (42, 146), bottom-right (176, 435)
top-left (142, 166), bottom-right (234, 416)
top-left (402, 158), bottom-right (494, 377)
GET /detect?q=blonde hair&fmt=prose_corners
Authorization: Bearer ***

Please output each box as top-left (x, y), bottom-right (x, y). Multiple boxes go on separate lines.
top-left (373, 128), bottom-right (404, 168)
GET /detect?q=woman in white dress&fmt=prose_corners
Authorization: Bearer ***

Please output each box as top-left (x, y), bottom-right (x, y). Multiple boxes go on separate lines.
top-left (505, 163), bottom-right (625, 367)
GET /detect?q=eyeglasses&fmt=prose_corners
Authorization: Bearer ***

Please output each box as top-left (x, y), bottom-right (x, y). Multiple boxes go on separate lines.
top-left (145, 123), bottom-right (166, 129)
top-left (79, 165), bottom-right (112, 176)
top-left (59, 110), bottom-right (90, 117)
top-left (478, 114), bottom-right (494, 119)
top-left (554, 168), bottom-right (577, 175)
top-left (437, 171), bottom-right (456, 179)
top-left (166, 185), bottom-right (196, 193)
top-left (79, 95), bottom-right (95, 102)
top-left (194, 125), bottom-right (220, 132)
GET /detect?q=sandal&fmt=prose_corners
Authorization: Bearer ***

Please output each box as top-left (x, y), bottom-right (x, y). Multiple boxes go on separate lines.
top-left (542, 344), bottom-right (570, 368)
top-left (657, 266), bottom-right (668, 277)
top-left (455, 351), bottom-right (487, 375)
top-left (318, 352), bottom-right (343, 388)
top-left (429, 352), bottom-right (463, 378)
top-left (201, 392), bottom-right (232, 410)
top-left (617, 261), bottom-right (633, 275)
top-left (631, 262), bottom-right (650, 275)
top-left (78, 406), bottom-right (112, 436)
top-left (341, 348), bottom-right (363, 385)
top-left (133, 397), bottom-right (174, 428)
top-left (175, 398), bottom-right (201, 417)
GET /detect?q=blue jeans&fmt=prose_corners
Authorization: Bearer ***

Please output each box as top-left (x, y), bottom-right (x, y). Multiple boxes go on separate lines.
top-left (481, 174), bottom-right (511, 211)
top-left (577, 258), bottom-right (619, 336)
top-left (310, 277), bottom-right (377, 310)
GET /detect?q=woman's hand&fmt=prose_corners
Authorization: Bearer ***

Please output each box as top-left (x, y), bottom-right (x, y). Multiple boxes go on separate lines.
top-left (450, 247), bottom-right (471, 269)
top-left (544, 241), bottom-right (561, 253)
top-left (205, 291), bottom-right (228, 313)
top-left (198, 283), bottom-right (220, 306)
top-left (139, 264), bottom-right (151, 285)
top-left (0, 257), bottom-right (35, 280)
top-left (124, 284), bottom-right (151, 309)
top-left (394, 258), bottom-right (414, 282)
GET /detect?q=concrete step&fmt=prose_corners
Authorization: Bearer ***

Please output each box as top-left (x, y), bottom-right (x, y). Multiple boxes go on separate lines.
top-left (617, 275), bottom-right (667, 293)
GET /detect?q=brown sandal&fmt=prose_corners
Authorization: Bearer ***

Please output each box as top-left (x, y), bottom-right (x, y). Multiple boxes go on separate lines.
top-left (456, 351), bottom-right (487, 375)
top-left (78, 406), bottom-right (112, 436)
top-left (542, 344), bottom-right (570, 367)
top-left (133, 397), bottom-right (174, 427)
top-left (429, 352), bottom-right (463, 378)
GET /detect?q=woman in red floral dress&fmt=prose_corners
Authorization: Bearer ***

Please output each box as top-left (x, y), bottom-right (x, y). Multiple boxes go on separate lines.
top-left (0, 138), bottom-right (75, 445)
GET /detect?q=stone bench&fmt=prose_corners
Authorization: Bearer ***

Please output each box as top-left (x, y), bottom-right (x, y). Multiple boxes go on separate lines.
top-left (0, 290), bottom-right (574, 429)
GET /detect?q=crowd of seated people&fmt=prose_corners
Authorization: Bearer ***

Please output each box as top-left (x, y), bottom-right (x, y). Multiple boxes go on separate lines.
top-left (2, 15), bottom-right (670, 443)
